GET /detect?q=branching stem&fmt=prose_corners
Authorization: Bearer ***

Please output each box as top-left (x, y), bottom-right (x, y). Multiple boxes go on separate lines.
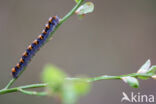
top-left (0, 73), bottom-right (152, 95)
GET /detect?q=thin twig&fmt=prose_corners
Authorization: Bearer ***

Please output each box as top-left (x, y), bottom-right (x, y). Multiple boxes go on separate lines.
top-left (4, 78), bottom-right (16, 89)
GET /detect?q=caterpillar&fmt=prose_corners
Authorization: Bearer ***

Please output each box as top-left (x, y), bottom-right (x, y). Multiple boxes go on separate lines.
top-left (11, 16), bottom-right (60, 78)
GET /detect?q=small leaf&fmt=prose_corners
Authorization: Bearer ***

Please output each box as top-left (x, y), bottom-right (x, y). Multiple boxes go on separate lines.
top-left (41, 64), bottom-right (66, 92)
top-left (121, 76), bottom-right (139, 88)
top-left (137, 59), bottom-right (151, 74)
top-left (75, 2), bottom-right (94, 15)
top-left (147, 65), bottom-right (156, 74)
top-left (75, 0), bottom-right (80, 3)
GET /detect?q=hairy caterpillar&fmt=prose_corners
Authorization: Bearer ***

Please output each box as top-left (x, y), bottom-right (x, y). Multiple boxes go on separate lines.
top-left (12, 16), bottom-right (60, 78)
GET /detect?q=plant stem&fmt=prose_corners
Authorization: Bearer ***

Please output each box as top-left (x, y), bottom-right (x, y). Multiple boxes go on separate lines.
top-left (0, 83), bottom-right (47, 95)
top-left (87, 73), bottom-right (152, 82)
top-left (0, 73), bottom-right (152, 95)
top-left (59, 0), bottom-right (84, 24)
top-left (46, 0), bottom-right (84, 41)
top-left (4, 78), bottom-right (16, 89)
top-left (4, 0), bottom-right (84, 89)
top-left (18, 88), bottom-right (47, 96)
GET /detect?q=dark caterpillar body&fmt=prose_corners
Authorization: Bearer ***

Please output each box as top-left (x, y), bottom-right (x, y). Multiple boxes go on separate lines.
top-left (12, 16), bottom-right (60, 78)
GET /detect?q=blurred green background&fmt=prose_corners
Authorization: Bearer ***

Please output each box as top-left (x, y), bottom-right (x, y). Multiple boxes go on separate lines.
top-left (0, 0), bottom-right (156, 104)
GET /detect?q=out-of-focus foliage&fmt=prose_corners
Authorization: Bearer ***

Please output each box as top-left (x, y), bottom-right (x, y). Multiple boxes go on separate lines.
top-left (41, 64), bottom-right (66, 93)
top-left (74, 0), bottom-right (80, 3)
top-left (62, 79), bottom-right (90, 104)
top-left (73, 78), bottom-right (90, 96)
top-left (41, 64), bottom-right (91, 104)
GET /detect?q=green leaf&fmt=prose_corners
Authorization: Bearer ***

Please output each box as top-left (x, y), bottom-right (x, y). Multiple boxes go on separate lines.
top-left (75, 2), bottom-right (94, 15)
top-left (121, 76), bottom-right (139, 88)
top-left (75, 0), bottom-right (80, 3)
top-left (137, 59), bottom-right (151, 74)
top-left (41, 64), bottom-right (66, 92)
top-left (147, 65), bottom-right (156, 74)
top-left (138, 65), bottom-right (156, 80)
